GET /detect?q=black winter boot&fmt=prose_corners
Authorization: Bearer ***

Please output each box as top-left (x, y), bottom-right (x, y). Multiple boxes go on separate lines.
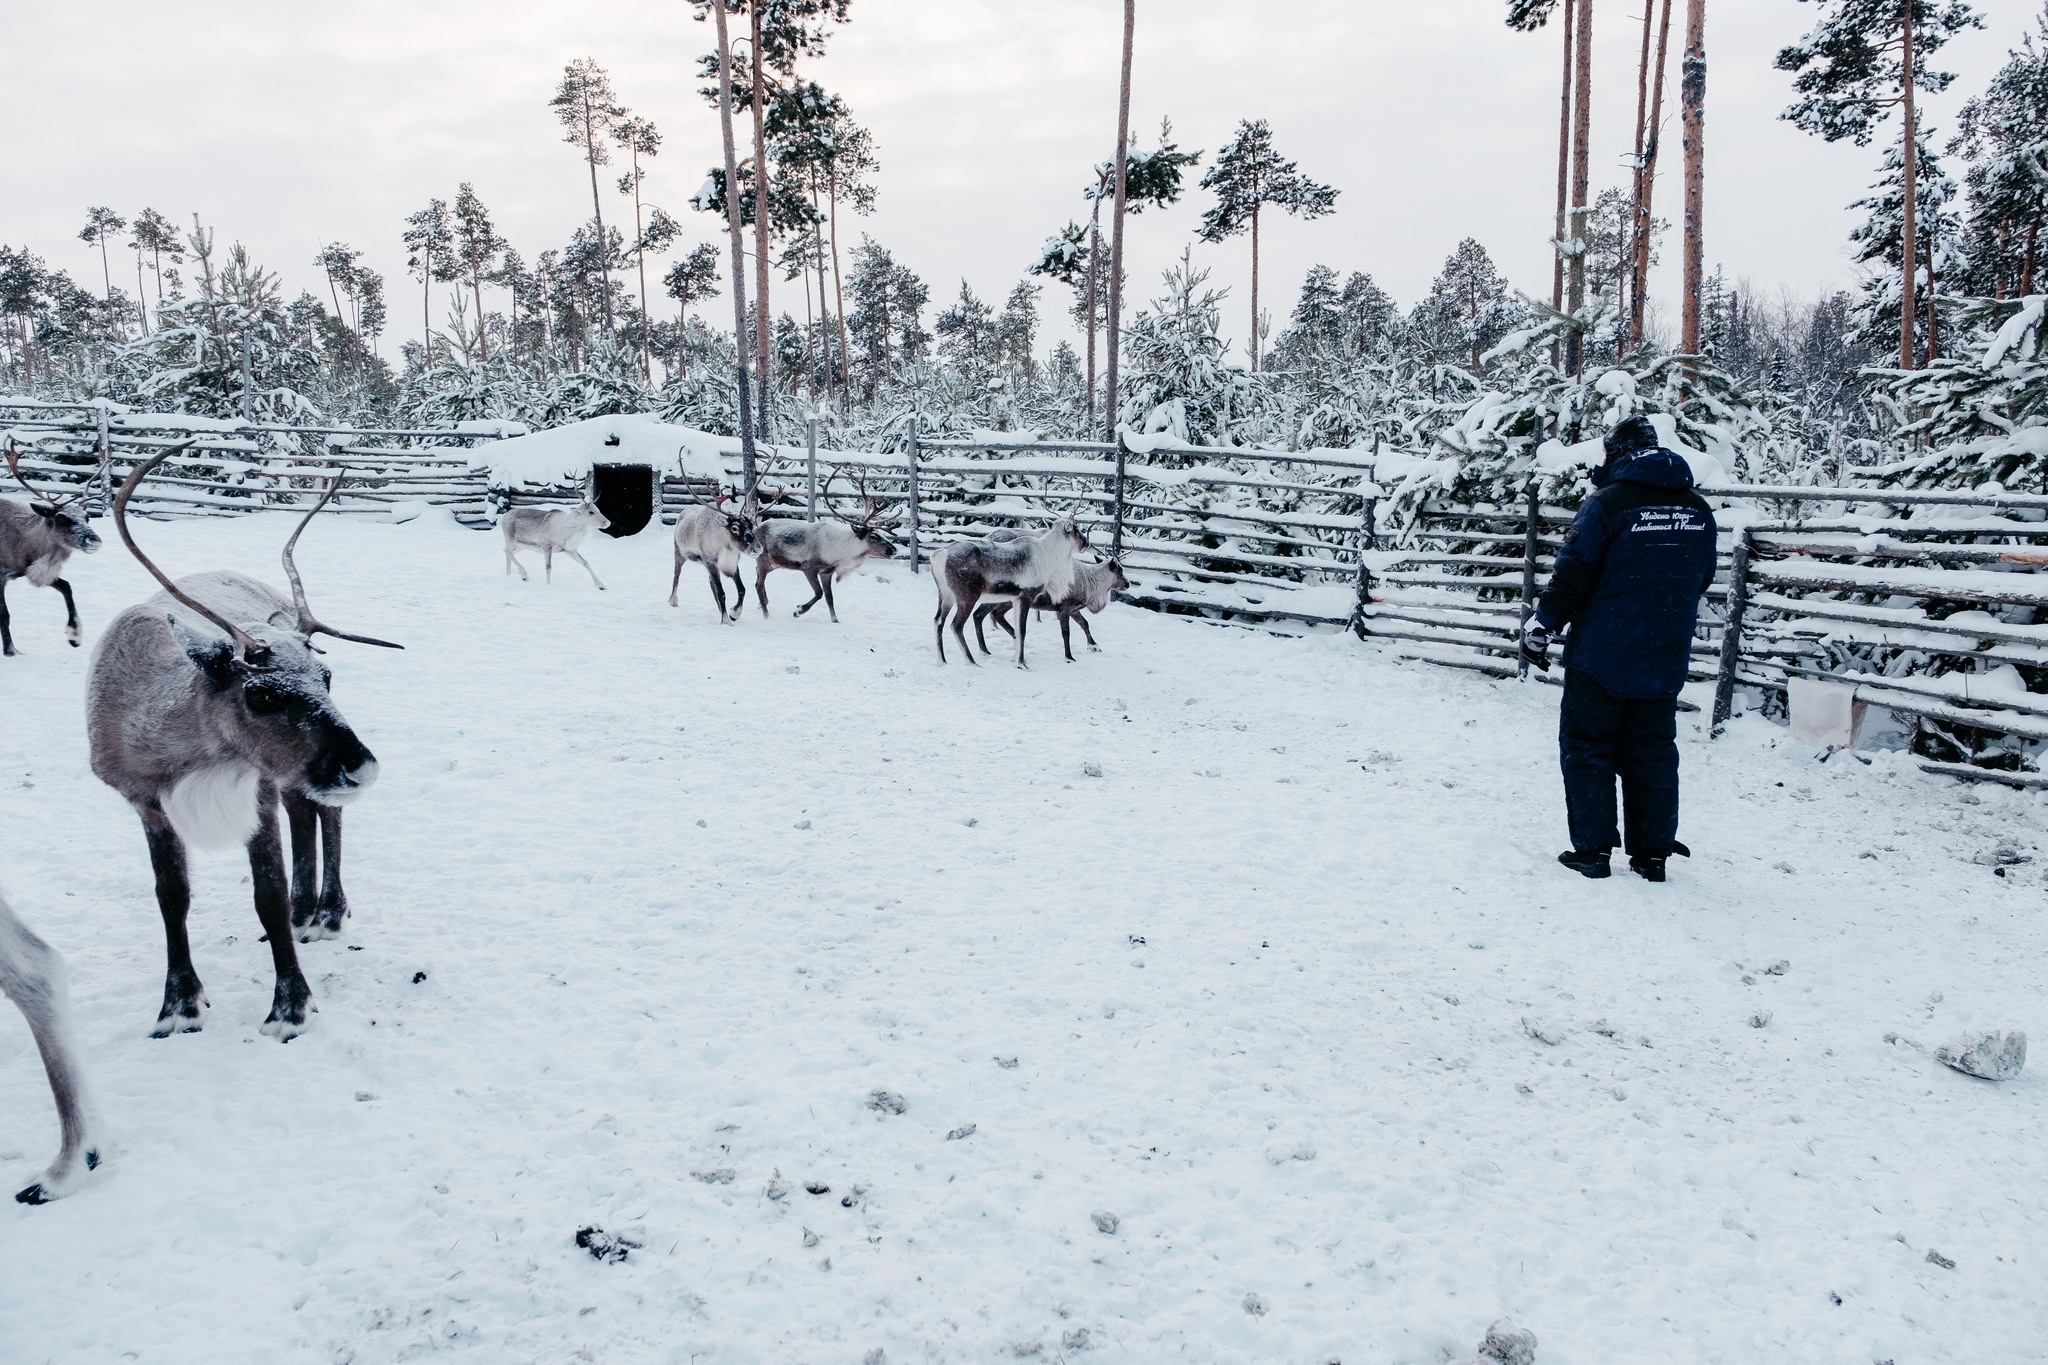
top-left (1630, 855), bottom-right (1667, 882)
top-left (1558, 850), bottom-right (1612, 879)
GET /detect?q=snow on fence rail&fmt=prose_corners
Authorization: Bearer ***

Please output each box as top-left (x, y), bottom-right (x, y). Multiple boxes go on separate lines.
top-left (9, 409), bottom-right (2048, 781)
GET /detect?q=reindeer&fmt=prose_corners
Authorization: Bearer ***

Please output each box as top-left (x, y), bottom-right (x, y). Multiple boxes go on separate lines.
top-left (932, 517), bottom-right (1088, 668)
top-left (501, 497), bottom-right (610, 590)
top-left (754, 470), bottom-right (899, 622)
top-left (88, 445), bottom-right (399, 1041)
top-left (2, 888), bottom-right (104, 1204)
top-left (2, 444), bottom-right (103, 656)
top-left (974, 556), bottom-right (1131, 661)
top-left (668, 492), bottom-right (756, 622)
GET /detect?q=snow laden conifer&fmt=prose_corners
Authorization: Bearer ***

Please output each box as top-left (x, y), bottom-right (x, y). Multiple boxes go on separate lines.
top-left (1116, 250), bottom-right (1263, 449)
top-left (1196, 120), bottom-right (1337, 372)
top-left (1878, 294), bottom-right (2048, 489)
top-left (124, 222), bottom-right (321, 424)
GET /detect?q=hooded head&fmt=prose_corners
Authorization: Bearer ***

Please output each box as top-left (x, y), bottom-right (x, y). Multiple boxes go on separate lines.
top-left (1604, 416), bottom-right (1661, 464)
top-left (1594, 415), bottom-right (1695, 490)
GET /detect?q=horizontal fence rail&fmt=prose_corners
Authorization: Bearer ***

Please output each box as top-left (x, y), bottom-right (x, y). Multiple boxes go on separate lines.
top-left (10, 410), bottom-right (2048, 781)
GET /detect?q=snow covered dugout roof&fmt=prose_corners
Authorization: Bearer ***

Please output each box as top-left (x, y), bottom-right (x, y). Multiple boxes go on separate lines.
top-left (472, 414), bottom-right (727, 489)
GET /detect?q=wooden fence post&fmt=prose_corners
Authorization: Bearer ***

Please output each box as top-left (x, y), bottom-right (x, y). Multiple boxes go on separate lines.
top-left (806, 417), bottom-right (818, 522)
top-left (1711, 526), bottom-right (1753, 735)
top-left (1112, 429), bottom-right (1128, 560)
top-left (1517, 477), bottom-right (1542, 679)
top-left (93, 405), bottom-right (110, 513)
top-left (906, 416), bottom-right (922, 574)
top-left (1351, 439), bottom-right (1379, 640)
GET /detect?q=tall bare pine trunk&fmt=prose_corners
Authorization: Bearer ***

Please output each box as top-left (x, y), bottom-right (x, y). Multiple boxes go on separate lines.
top-left (713, 1), bottom-right (760, 510)
top-left (1565, 0), bottom-right (1593, 376)
top-left (1103, 0), bottom-right (1135, 442)
top-left (1680, 0), bottom-right (1706, 356)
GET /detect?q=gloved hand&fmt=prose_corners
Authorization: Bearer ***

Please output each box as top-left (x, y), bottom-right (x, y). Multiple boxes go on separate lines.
top-left (1519, 619), bottom-right (1554, 672)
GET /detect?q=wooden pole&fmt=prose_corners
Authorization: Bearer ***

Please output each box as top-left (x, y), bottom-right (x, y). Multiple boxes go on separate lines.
top-left (240, 332), bottom-right (255, 423)
top-left (1103, 0), bottom-right (1135, 444)
top-left (806, 416), bottom-right (818, 521)
top-left (1518, 476), bottom-right (1542, 679)
top-left (1900, 1), bottom-right (1919, 371)
top-left (1630, 0), bottom-right (1655, 344)
top-left (1112, 428), bottom-right (1128, 560)
top-left (1565, 0), bottom-right (1593, 376)
top-left (1633, 0), bottom-right (1675, 349)
top-left (1351, 438), bottom-right (1380, 641)
top-left (712, 0), bottom-right (760, 516)
top-left (93, 405), bottom-right (110, 513)
top-left (1711, 525), bottom-right (1751, 735)
top-left (1554, 0), bottom-right (1575, 323)
top-left (1680, 0), bottom-right (1706, 357)
top-left (906, 414), bottom-right (922, 574)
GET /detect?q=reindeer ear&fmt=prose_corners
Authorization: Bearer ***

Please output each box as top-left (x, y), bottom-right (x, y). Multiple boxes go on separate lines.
top-left (31, 502), bottom-right (57, 520)
top-left (167, 615), bottom-right (242, 687)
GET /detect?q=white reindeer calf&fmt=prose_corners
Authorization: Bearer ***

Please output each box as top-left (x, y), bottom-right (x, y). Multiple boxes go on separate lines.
top-left (2, 889), bottom-right (103, 1204)
top-left (501, 500), bottom-right (610, 590)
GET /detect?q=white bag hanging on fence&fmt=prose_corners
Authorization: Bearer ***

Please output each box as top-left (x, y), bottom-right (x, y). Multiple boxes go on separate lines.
top-left (1787, 678), bottom-right (1868, 749)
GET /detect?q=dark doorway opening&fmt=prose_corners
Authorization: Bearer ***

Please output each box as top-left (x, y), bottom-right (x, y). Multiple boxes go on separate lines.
top-left (591, 463), bottom-right (654, 538)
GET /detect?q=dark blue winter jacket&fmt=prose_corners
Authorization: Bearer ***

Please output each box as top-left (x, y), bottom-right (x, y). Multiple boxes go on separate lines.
top-left (1534, 447), bottom-right (1719, 699)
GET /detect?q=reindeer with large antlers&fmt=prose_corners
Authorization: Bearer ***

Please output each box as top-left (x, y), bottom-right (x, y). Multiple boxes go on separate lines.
top-left (669, 490), bottom-right (756, 622)
top-left (2, 441), bottom-right (103, 656)
top-left (933, 513), bottom-right (1090, 668)
top-left (752, 466), bottom-right (900, 622)
top-left (87, 445), bottom-right (399, 1041)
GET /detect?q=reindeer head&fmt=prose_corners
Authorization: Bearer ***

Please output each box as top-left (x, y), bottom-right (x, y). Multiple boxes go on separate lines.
top-left (7, 443), bottom-right (101, 555)
top-left (825, 465), bottom-right (901, 559)
top-left (712, 491), bottom-right (756, 551)
top-left (1046, 515), bottom-right (1087, 553)
top-left (117, 445), bottom-right (397, 805)
top-left (574, 498), bottom-right (612, 533)
top-left (1104, 557), bottom-right (1130, 592)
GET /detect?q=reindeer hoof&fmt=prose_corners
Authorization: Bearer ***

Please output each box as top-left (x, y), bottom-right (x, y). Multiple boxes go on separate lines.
top-left (15, 1183), bottom-right (52, 1205)
top-left (151, 1003), bottom-right (207, 1038)
top-left (261, 979), bottom-right (314, 1040)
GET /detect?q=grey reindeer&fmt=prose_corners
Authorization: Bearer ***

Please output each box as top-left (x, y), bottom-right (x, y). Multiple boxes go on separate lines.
top-left (2, 443), bottom-right (104, 656)
top-left (932, 517), bottom-right (1088, 668)
top-left (668, 492), bottom-right (756, 622)
top-left (89, 446), bottom-right (398, 1041)
top-left (500, 497), bottom-right (610, 590)
top-left (2, 888), bottom-right (104, 1204)
top-left (754, 474), bottom-right (899, 622)
top-left (974, 556), bottom-right (1130, 661)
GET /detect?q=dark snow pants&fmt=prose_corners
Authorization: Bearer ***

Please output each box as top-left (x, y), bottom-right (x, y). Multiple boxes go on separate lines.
top-left (1559, 668), bottom-right (1680, 856)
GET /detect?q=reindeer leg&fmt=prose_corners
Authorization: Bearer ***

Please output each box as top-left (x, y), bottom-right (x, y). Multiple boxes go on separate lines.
top-left (1014, 595), bottom-right (1031, 669)
top-left (506, 546), bottom-right (529, 582)
top-left (934, 592), bottom-right (950, 663)
top-left (728, 567), bottom-right (746, 621)
top-left (1060, 610), bottom-right (1077, 663)
top-left (793, 568), bottom-right (828, 618)
top-left (544, 545), bottom-right (555, 584)
top-left (703, 562), bottom-right (728, 622)
top-left (314, 805), bottom-right (349, 939)
top-left (141, 806), bottom-right (206, 1036)
top-left (249, 785), bottom-right (312, 1041)
top-left (821, 573), bottom-right (839, 624)
top-left (0, 577), bottom-right (15, 656)
top-left (283, 791), bottom-right (321, 940)
top-left (2, 896), bottom-right (104, 1204)
top-left (52, 578), bottom-right (81, 647)
top-left (565, 548), bottom-right (605, 591)
top-left (755, 561), bottom-right (772, 617)
top-left (1076, 611), bottom-right (1101, 652)
top-left (669, 548), bottom-right (686, 606)
top-left (951, 589), bottom-right (981, 667)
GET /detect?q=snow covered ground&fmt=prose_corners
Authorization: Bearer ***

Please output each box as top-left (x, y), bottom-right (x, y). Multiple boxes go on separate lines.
top-left (1, 509), bottom-right (2043, 1364)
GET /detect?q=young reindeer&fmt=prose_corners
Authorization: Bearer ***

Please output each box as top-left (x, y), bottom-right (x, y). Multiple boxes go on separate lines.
top-left (501, 496), bottom-right (610, 590)
top-left (2, 443), bottom-right (104, 656)
top-left (754, 469), bottom-right (899, 622)
top-left (669, 491), bottom-right (756, 622)
top-left (2, 888), bottom-right (104, 1204)
top-left (975, 556), bottom-right (1131, 661)
top-left (932, 516), bottom-right (1089, 668)
top-left (89, 446), bottom-right (399, 1041)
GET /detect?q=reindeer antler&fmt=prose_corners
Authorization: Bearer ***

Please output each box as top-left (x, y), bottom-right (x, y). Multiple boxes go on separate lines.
top-left (114, 442), bottom-right (274, 666)
top-left (281, 474), bottom-right (403, 650)
top-left (5, 439), bottom-right (85, 512)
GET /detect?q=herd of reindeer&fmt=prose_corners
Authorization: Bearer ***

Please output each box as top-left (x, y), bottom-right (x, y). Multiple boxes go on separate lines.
top-left (0, 440), bottom-right (1130, 1206)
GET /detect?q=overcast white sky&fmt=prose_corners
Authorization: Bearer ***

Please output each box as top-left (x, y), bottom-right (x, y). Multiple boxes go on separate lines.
top-left (1, 0), bottom-right (2032, 358)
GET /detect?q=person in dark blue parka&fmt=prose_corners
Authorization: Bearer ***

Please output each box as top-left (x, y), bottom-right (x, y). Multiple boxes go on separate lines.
top-left (1520, 416), bottom-right (1719, 881)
